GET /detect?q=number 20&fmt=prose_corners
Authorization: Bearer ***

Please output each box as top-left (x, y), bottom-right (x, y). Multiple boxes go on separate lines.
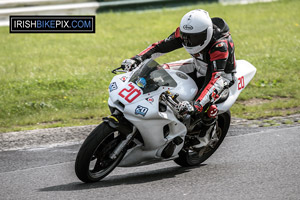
top-left (119, 83), bottom-right (141, 103)
top-left (238, 76), bottom-right (245, 90)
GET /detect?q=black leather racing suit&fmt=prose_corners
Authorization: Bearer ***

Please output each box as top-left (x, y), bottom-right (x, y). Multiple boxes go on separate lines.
top-left (132, 17), bottom-right (236, 112)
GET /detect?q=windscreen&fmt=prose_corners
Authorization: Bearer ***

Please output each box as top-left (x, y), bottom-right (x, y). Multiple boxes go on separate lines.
top-left (129, 60), bottom-right (177, 93)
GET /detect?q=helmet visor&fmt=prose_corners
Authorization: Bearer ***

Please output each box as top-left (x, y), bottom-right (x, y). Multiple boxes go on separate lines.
top-left (180, 29), bottom-right (208, 47)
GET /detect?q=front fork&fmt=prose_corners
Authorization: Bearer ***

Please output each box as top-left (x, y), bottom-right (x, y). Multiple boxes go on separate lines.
top-left (109, 127), bottom-right (137, 160)
top-left (103, 110), bottom-right (137, 160)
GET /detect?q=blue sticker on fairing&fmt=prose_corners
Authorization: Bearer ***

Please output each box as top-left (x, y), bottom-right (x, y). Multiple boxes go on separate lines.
top-left (135, 105), bottom-right (148, 117)
top-left (136, 77), bottom-right (147, 88)
top-left (109, 82), bottom-right (118, 92)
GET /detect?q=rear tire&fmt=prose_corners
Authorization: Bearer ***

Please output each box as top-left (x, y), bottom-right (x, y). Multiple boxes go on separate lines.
top-left (174, 110), bottom-right (231, 167)
top-left (75, 122), bottom-right (126, 183)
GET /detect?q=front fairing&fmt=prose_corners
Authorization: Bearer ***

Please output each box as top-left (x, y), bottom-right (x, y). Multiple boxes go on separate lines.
top-left (108, 60), bottom-right (198, 117)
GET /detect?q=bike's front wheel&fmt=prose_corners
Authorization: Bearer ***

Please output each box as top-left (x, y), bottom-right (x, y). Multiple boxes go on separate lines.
top-left (75, 122), bottom-right (126, 183)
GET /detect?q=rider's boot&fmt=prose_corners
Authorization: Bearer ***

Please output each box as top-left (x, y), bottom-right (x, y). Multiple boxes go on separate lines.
top-left (191, 105), bottom-right (219, 150)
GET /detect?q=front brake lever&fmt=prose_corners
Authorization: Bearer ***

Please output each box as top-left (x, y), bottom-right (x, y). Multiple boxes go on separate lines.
top-left (112, 67), bottom-right (124, 74)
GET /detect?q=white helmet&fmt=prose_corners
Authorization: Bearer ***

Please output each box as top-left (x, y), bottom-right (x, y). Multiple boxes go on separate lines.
top-left (180, 9), bottom-right (213, 54)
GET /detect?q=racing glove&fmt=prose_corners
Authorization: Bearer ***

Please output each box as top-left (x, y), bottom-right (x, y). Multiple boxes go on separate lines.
top-left (194, 100), bottom-right (204, 113)
top-left (177, 101), bottom-right (195, 115)
top-left (178, 101), bottom-right (218, 118)
top-left (121, 56), bottom-right (143, 72)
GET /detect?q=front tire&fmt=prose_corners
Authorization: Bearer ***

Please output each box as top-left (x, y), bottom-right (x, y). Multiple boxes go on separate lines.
top-left (75, 122), bottom-right (126, 183)
top-left (174, 110), bottom-right (231, 167)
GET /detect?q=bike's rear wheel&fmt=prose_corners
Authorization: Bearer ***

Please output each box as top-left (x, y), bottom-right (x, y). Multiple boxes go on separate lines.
top-left (174, 110), bottom-right (231, 167)
top-left (75, 122), bottom-right (126, 183)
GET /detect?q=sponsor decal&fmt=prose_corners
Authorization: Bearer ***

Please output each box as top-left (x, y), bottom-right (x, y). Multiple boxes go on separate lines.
top-left (183, 24), bottom-right (193, 30)
top-left (176, 72), bottom-right (188, 80)
top-left (216, 43), bottom-right (224, 48)
top-left (146, 97), bottom-right (154, 104)
top-left (120, 76), bottom-right (127, 82)
top-left (136, 77), bottom-right (147, 88)
top-left (135, 105), bottom-right (148, 117)
top-left (10, 16), bottom-right (95, 33)
top-left (109, 82), bottom-right (118, 92)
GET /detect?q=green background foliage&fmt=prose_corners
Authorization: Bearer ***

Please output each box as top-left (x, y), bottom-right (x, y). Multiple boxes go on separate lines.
top-left (0, 0), bottom-right (299, 132)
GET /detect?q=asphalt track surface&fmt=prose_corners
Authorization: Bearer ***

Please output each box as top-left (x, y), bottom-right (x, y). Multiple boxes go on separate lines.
top-left (0, 126), bottom-right (299, 200)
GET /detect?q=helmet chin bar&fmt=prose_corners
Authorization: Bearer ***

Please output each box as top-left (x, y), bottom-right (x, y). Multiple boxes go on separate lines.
top-left (183, 44), bottom-right (205, 55)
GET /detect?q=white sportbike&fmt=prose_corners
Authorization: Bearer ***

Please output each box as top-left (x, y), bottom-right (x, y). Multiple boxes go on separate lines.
top-left (75, 59), bottom-right (256, 183)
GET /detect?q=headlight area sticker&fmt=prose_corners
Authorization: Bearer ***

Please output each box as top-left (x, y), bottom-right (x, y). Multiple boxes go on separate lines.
top-left (9, 16), bottom-right (95, 33)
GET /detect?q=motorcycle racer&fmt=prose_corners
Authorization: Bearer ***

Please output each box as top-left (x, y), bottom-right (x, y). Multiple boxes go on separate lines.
top-left (121, 9), bottom-right (236, 116)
